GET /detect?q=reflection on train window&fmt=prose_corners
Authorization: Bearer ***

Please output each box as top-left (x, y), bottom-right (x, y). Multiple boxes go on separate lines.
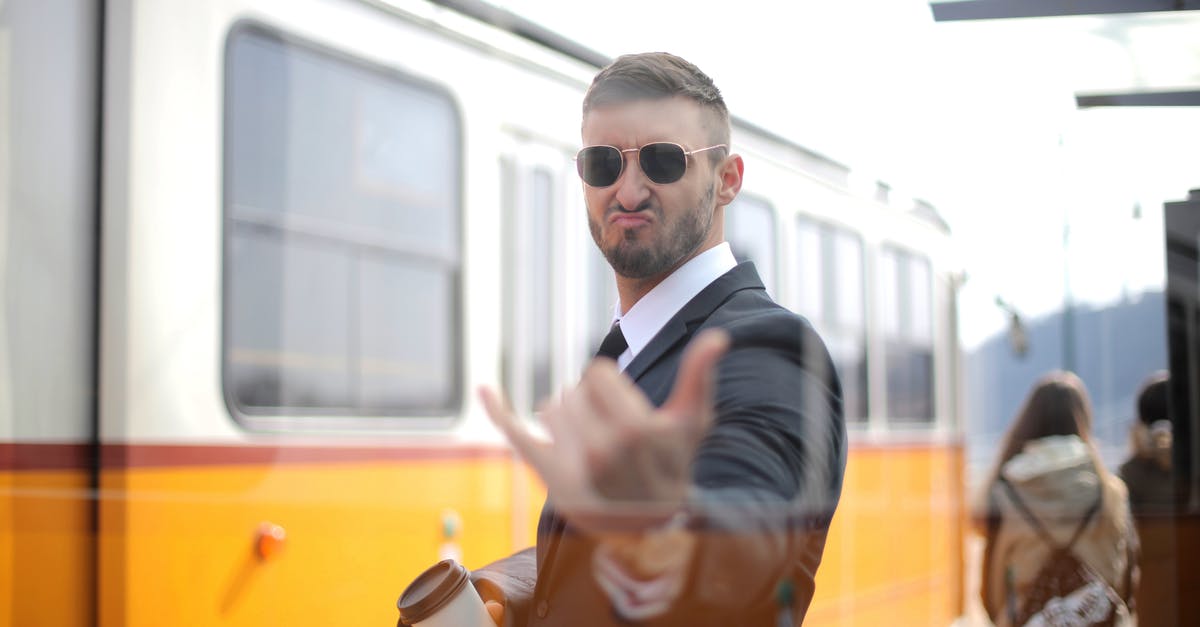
top-left (881, 246), bottom-right (934, 424)
top-left (223, 26), bottom-right (461, 416)
top-left (725, 194), bottom-right (777, 295)
top-left (500, 159), bottom-right (560, 414)
top-left (529, 169), bottom-right (555, 409)
top-left (795, 216), bottom-right (869, 423)
top-left (500, 157), bottom-right (516, 407)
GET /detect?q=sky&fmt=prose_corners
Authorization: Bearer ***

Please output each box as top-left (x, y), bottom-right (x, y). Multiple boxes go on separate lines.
top-left (494, 0), bottom-right (1200, 348)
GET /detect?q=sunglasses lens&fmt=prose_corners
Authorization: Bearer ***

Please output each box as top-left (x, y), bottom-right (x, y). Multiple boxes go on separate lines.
top-left (577, 146), bottom-right (623, 187)
top-left (639, 143), bottom-right (688, 184)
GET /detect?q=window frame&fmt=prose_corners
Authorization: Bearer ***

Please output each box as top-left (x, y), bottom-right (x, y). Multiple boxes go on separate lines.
top-left (793, 214), bottom-right (871, 425)
top-left (219, 20), bottom-right (466, 429)
top-left (725, 192), bottom-right (780, 297)
top-left (878, 243), bottom-right (937, 427)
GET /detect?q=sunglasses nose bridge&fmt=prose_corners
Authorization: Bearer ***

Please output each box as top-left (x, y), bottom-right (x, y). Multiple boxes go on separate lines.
top-left (610, 147), bottom-right (653, 208)
top-left (606, 146), bottom-right (649, 188)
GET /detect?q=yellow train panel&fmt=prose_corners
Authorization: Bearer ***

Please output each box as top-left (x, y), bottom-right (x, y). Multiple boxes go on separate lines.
top-left (5, 442), bottom-right (968, 626)
top-left (808, 443), bottom-right (965, 626)
top-left (1, 466), bottom-right (93, 627)
top-left (97, 447), bottom-right (536, 627)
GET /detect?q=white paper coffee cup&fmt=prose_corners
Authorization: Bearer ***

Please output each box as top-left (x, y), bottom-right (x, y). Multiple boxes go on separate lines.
top-left (397, 559), bottom-right (493, 627)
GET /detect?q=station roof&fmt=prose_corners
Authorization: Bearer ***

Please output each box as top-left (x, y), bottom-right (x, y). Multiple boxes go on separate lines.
top-left (929, 1), bottom-right (1200, 106)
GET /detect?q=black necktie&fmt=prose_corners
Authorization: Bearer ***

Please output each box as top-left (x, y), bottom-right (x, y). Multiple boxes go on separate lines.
top-left (595, 322), bottom-right (628, 360)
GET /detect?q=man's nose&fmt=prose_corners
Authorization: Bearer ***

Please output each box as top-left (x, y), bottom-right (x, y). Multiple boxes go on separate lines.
top-left (613, 153), bottom-right (651, 211)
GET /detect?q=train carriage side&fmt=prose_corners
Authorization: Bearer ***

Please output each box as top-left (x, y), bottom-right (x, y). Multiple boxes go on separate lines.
top-left (1, 0), bottom-right (967, 625)
top-left (94, 1), bottom-right (594, 625)
top-left (726, 130), bottom-right (965, 625)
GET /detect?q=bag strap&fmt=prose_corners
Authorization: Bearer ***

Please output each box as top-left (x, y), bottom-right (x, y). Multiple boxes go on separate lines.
top-left (999, 477), bottom-right (1100, 553)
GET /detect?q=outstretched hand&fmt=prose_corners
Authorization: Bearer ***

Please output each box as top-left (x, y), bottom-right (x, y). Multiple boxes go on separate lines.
top-left (480, 329), bottom-right (730, 531)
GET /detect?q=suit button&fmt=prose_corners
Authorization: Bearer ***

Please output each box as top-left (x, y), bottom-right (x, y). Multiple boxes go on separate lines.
top-left (536, 600), bottom-right (549, 618)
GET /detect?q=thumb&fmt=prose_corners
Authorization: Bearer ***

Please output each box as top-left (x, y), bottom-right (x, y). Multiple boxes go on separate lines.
top-left (485, 600), bottom-right (505, 626)
top-left (662, 329), bottom-right (730, 427)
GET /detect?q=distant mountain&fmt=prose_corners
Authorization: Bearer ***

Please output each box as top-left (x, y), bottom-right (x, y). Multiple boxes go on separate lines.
top-left (963, 290), bottom-right (1168, 478)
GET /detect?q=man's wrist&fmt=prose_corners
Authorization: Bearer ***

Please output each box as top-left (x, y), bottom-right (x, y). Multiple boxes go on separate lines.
top-left (592, 509), bottom-right (696, 621)
top-left (602, 509), bottom-right (694, 581)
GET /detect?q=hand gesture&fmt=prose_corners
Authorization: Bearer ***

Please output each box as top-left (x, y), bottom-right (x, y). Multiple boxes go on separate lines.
top-left (480, 329), bottom-right (729, 531)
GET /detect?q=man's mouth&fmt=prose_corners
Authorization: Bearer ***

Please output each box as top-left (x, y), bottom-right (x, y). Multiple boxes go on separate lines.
top-left (610, 213), bottom-right (651, 228)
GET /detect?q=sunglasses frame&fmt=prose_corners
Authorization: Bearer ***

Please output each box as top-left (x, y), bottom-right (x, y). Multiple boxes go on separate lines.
top-left (574, 142), bottom-right (728, 188)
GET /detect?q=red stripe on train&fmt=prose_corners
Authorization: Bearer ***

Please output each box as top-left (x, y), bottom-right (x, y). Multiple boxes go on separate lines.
top-left (0, 442), bottom-right (512, 471)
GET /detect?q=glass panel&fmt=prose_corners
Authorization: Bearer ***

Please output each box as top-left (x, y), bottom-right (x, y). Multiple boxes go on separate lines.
top-left (793, 216), bottom-right (868, 423)
top-left (833, 230), bottom-right (865, 330)
top-left (500, 157), bottom-right (516, 403)
top-left (358, 254), bottom-right (455, 409)
top-left (530, 169), bottom-right (554, 408)
top-left (830, 229), bottom-right (868, 424)
top-left (910, 256), bottom-right (933, 345)
top-left (794, 217), bottom-right (823, 322)
top-left (725, 195), bottom-right (777, 294)
top-left (880, 249), bottom-right (902, 339)
top-left (224, 27), bottom-right (461, 417)
top-left (883, 246), bottom-right (934, 424)
top-left (227, 225), bottom-right (351, 410)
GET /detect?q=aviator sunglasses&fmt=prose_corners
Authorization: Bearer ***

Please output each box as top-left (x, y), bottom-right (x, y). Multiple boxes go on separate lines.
top-left (574, 142), bottom-right (727, 188)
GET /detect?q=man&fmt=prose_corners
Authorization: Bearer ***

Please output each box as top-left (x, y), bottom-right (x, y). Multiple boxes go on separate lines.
top-left (472, 52), bottom-right (845, 626)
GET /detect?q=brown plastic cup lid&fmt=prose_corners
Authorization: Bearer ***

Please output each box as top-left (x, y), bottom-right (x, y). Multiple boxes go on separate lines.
top-left (397, 559), bottom-right (471, 625)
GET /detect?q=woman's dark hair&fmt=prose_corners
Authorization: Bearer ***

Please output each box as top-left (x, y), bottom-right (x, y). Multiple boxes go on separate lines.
top-left (985, 371), bottom-right (1105, 494)
top-left (1136, 371), bottom-right (1169, 426)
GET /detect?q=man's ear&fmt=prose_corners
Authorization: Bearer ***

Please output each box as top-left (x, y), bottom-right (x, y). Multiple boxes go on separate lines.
top-left (715, 153), bottom-right (744, 206)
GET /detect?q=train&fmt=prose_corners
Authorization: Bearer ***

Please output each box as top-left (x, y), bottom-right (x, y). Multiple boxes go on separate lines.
top-left (0, 0), bottom-right (965, 624)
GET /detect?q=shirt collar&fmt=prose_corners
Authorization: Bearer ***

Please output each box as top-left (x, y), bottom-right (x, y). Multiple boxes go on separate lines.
top-left (612, 242), bottom-right (737, 369)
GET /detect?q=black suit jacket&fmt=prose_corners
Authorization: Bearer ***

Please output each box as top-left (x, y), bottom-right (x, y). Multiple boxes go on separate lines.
top-left (474, 262), bottom-right (846, 626)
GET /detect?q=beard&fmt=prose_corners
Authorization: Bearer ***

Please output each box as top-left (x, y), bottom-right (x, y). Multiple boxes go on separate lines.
top-left (589, 187), bottom-right (716, 280)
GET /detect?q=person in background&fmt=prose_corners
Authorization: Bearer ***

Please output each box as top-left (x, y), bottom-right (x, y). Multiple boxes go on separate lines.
top-left (978, 371), bottom-right (1138, 627)
top-left (1119, 371), bottom-right (1180, 626)
top-left (1118, 372), bottom-right (1177, 511)
top-left (466, 52), bottom-right (846, 626)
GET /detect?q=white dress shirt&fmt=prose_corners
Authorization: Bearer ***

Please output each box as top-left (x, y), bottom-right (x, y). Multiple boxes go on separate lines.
top-left (610, 242), bottom-right (737, 371)
top-left (593, 241), bottom-right (737, 619)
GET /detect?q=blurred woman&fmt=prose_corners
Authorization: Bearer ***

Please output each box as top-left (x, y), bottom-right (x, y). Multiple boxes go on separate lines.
top-left (978, 371), bottom-right (1138, 627)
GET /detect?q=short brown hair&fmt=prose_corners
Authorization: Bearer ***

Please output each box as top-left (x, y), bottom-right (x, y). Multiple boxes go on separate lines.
top-left (583, 52), bottom-right (730, 148)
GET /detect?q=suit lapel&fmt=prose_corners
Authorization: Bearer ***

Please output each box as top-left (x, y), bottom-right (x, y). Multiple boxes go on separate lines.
top-left (623, 262), bottom-right (763, 383)
top-left (536, 262), bottom-right (764, 601)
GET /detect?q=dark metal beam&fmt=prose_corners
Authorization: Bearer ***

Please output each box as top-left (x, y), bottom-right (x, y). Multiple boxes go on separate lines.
top-left (1076, 89), bottom-right (1200, 107)
top-left (931, 0), bottom-right (1200, 21)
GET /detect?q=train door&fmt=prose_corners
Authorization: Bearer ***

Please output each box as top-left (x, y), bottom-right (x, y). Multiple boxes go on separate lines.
top-left (498, 136), bottom-right (611, 548)
top-left (0, 2), bottom-right (100, 626)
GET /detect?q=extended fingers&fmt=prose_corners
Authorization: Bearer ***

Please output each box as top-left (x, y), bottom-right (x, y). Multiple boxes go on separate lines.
top-left (479, 386), bottom-right (551, 469)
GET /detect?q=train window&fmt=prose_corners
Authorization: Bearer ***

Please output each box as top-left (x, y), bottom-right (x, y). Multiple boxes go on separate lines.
top-left (725, 195), bottom-right (777, 295)
top-left (500, 156), bottom-right (562, 414)
top-left (881, 246), bottom-right (934, 424)
top-left (795, 217), bottom-right (869, 423)
top-left (223, 25), bottom-right (462, 418)
top-left (500, 157), bottom-right (517, 408)
top-left (529, 169), bottom-right (555, 408)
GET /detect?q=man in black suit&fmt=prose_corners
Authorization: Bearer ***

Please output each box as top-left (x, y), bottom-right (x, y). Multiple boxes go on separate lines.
top-left (472, 52), bottom-right (846, 626)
